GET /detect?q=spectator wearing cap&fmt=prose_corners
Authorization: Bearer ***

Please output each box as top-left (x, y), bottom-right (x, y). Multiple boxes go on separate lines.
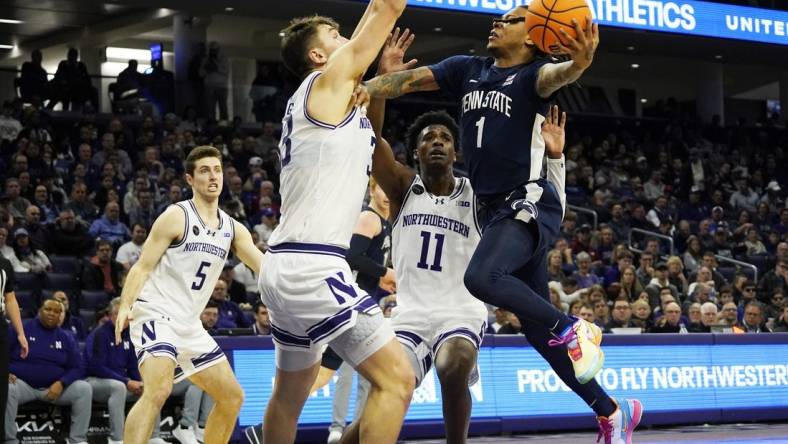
top-left (81, 240), bottom-right (124, 296)
top-left (572, 252), bottom-right (601, 289)
top-left (52, 291), bottom-right (86, 341)
top-left (603, 250), bottom-right (633, 288)
top-left (735, 301), bottom-right (771, 333)
top-left (604, 299), bottom-right (637, 332)
top-left (210, 279), bottom-right (251, 329)
top-left (678, 189), bottom-right (709, 222)
top-left (760, 180), bottom-right (783, 208)
top-left (5, 299), bottom-right (92, 444)
top-left (89, 202), bottom-right (131, 247)
top-left (646, 195), bottom-right (671, 228)
top-left (12, 228), bottom-right (51, 274)
top-left (729, 178), bottom-right (759, 213)
top-left (709, 206), bottom-right (726, 233)
top-left (689, 302), bottom-right (718, 333)
top-left (0, 227), bottom-right (27, 273)
top-left (116, 224), bottom-right (147, 271)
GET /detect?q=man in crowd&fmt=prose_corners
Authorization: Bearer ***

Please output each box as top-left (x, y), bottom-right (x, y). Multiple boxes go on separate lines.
top-left (53, 291), bottom-right (86, 341)
top-left (82, 240), bottom-right (124, 296)
top-left (689, 302), bottom-right (718, 333)
top-left (758, 257), bottom-right (787, 303)
top-left (651, 302), bottom-right (684, 333)
top-left (604, 299), bottom-right (637, 332)
top-left (635, 252), bottom-right (654, 288)
top-left (200, 300), bottom-right (220, 335)
top-left (719, 302), bottom-right (739, 326)
top-left (252, 302), bottom-right (271, 335)
top-left (5, 299), bottom-right (92, 444)
top-left (735, 301), bottom-right (771, 333)
top-left (49, 209), bottom-right (95, 256)
top-left (210, 279), bottom-right (250, 329)
top-left (64, 183), bottom-right (99, 223)
top-left (89, 202), bottom-right (131, 247)
top-left (116, 224), bottom-right (147, 271)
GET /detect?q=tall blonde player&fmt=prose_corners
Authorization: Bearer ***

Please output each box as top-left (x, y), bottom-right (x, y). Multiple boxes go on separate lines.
top-left (115, 146), bottom-right (264, 444)
top-left (258, 1), bottom-right (413, 443)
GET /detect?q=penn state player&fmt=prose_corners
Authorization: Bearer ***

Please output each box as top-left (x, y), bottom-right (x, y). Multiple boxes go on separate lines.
top-left (115, 146), bottom-right (264, 444)
top-left (364, 9), bottom-right (642, 444)
top-left (259, 2), bottom-right (414, 443)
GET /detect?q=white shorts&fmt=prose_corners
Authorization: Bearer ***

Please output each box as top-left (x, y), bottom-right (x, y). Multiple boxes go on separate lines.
top-left (130, 304), bottom-right (225, 383)
top-left (390, 307), bottom-right (486, 386)
top-left (258, 243), bottom-right (388, 369)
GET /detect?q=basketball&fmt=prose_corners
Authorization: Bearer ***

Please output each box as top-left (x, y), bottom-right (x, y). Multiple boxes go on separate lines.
top-left (525, 0), bottom-right (591, 54)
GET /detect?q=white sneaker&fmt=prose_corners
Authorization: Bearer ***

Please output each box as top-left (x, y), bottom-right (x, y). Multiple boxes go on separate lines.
top-left (172, 425), bottom-right (200, 444)
top-left (195, 426), bottom-right (205, 443)
top-left (327, 429), bottom-right (343, 444)
top-left (148, 439), bottom-right (168, 444)
top-left (108, 439), bottom-right (123, 444)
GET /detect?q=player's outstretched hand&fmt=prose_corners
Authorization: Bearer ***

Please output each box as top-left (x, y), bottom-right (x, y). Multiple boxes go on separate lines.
top-left (542, 105), bottom-right (566, 159)
top-left (377, 27), bottom-right (417, 75)
top-left (115, 303), bottom-right (133, 345)
top-left (556, 16), bottom-right (598, 70)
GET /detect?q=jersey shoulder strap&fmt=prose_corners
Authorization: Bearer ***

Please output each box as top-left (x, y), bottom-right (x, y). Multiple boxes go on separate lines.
top-left (392, 175), bottom-right (422, 228)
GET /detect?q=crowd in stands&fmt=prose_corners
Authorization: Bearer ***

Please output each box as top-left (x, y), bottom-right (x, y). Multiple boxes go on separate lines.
top-left (2, 44), bottom-right (787, 443)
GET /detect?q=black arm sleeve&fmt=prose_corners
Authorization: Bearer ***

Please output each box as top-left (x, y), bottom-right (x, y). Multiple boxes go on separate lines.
top-left (346, 234), bottom-right (387, 278)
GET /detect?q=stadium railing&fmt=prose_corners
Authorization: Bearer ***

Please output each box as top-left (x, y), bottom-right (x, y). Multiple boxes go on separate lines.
top-left (628, 227), bottom-right (675, 257)
top-left (567, 204), bottom-right (598, 230)
top-left (715, 255), bottom-right (759, 284)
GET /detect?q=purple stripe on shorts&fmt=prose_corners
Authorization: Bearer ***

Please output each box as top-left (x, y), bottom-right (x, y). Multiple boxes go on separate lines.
top-left (268, 242), bottom-right (347, 258)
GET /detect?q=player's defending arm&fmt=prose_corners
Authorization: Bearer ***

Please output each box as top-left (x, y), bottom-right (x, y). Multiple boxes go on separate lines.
top-left (368, 28), bottom-right (417, 215)
top-left (535, 17), bottom-right (599, 99)
top-left (542, 105), bottom-right (568, 218)
top-left (309, 0), bottom-right (406, 124)
top-left (230, 220), bottom-right (264, 277)
top-left (115, 206), bottom-right (183, 343)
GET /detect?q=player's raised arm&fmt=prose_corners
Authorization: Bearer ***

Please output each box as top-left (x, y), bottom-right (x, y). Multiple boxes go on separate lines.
top-left (368, 28), bottom-right (417, 214)
top-left (365, 66), bottom-right (438, 99)
top-left (536, 17), bottom-right (599, 98)
top-left (230, 220), bottom-right (264, 276)
top-left (115, 206), bottom-right (184, 343)
top-left (542, 105), bottom-right (568, 217)
top-left (309, 0), bottom-right (406, 123)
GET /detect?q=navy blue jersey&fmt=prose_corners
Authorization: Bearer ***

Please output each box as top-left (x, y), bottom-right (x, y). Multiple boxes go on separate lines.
top-left (429, 56), bottom-right (553, 198)
top-left (354, 206), bottom-right (392, 294)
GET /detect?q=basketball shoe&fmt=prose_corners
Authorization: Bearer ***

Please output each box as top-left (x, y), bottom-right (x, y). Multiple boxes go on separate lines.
top-left (548, 318), bottom-right (604, 384)
top-left (597, 398), bottom-right (643, 444)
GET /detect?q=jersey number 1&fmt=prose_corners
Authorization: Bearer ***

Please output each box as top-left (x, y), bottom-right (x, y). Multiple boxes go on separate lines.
top-left (475, 117), bottom-right (485, 149)
top-left (417, 231), bottom-right (445, 272)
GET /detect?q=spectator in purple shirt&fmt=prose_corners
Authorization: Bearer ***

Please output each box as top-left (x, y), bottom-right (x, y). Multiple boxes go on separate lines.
top-left (573, 252), bottom-right (601, 289)
top-left (6, 299), bottom-right (92, 444)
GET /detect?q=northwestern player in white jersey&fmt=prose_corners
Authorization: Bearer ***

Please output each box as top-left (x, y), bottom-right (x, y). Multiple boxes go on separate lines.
top-left (115, 146), bottom-right (264, 444)
top-left (365, 8), bottom-right (642, 444)
top-left (258, 2), bottom-right (413, 444)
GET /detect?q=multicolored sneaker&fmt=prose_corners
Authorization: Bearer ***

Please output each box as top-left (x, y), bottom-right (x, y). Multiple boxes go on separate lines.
top-left (548, 318), bottom-right (604, 384)
top-left (597, 398), bottom-right (643, 444)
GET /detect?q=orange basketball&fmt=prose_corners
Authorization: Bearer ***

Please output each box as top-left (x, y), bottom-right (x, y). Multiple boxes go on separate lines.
top-left (525, 0), bottom-right (591, 54)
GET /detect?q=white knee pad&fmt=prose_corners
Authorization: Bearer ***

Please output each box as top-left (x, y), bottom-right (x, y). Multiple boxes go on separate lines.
top-left (275, 344), bottom-right (323, 372)
top-left (330, 311), bottom-right (395, 369)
